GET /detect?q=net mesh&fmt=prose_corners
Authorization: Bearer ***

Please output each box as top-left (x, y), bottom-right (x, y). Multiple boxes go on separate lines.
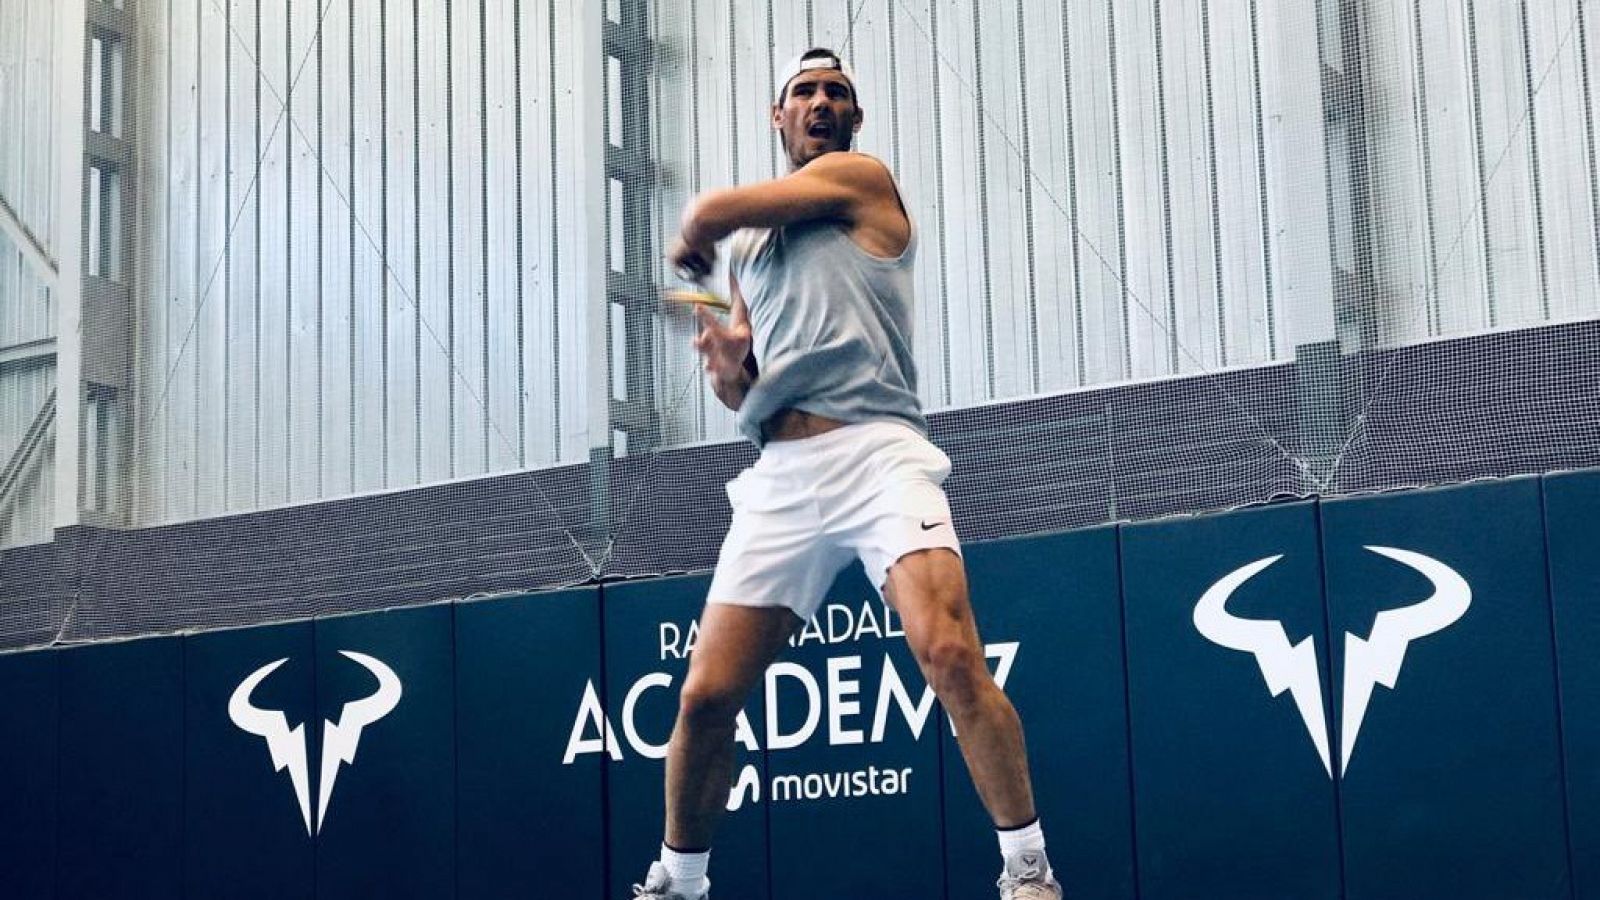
top-left (0, 0), bottom-right (1597, 651)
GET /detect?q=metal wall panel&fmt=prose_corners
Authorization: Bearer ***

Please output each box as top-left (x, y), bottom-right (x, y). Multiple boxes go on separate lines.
top-left (0, 0), bottom-right (60, 548)
top-left (0, 0), bottom-right (58, 253)
top-left (286, 0), bottom-right (322, 503)
top-left (552, 0), bottom-right (598, 466)
top-left (125, 0), bottom-right (1600, 525)
top-left (646, 0), bottom-right (1327, 443)
top-left (1369, 0), bottom-right (1600, 344)
top-left (0, 364), bottom-right (56, 546)
top-left (257, 0), bottom-right (290, 508)
top-left (0, 234), bottom-right (54, 347)
top-left (134, 0), bottom-right (598, 524)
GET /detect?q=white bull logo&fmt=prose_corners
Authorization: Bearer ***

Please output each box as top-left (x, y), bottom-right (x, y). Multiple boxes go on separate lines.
top-left (1194, 547), bottom-right (1470, 778)
top-left (229, 651), bottom-right (404, 835)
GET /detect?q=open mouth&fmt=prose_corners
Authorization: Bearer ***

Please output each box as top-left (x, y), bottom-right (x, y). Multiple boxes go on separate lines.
top-left (806, 121), bottom-right (835, 139)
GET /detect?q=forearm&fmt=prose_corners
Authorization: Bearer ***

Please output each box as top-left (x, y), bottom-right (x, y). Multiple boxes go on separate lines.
top-left (709, 352), bottom-right (759, 411)
top-left (680, 190), bottom-right (753, 249)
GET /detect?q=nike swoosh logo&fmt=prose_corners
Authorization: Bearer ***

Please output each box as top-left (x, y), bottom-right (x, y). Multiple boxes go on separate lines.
top-left (920, 521), bottom-right (945, 531)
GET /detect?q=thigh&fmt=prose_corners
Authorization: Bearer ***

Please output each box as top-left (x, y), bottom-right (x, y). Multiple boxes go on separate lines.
top-left (882, 547), bottom-right (983, 657)
top-left (684, 602), bottom-right (802, 698)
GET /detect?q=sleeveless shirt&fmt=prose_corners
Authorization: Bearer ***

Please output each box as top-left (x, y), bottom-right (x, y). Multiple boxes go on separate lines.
top-left (727, 178), bottom-right (924, 448)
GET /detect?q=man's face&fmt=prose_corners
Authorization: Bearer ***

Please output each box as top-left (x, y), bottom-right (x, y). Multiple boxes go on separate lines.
top-left (773, 69), bottom-right (862, 168)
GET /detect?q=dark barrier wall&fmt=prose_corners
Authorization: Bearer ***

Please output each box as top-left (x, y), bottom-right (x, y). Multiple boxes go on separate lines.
top-left (184, 620), bottom-right (317, 899)
top-left (1321, 479), bottom-right (1570, 899)
top-left (602, 574), bottom-right (771, 900)
top-left (946, 526), bottom-right (1136, 900)
top-left (58, 636), bottom-right (185, 898)
top-left (0, 647), bottom-right (56, 898)
top-left (456, 588), bottom-right (606, 897)
top-left (2, 473), bottom-right (1594, 899)
top-left (1546, 471), bottom-right (1600, 900)
top-left (1122, 501), bottom-right (1342, 900)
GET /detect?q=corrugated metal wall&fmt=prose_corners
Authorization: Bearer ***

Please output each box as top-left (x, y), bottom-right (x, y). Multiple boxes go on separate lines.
top-left (126, 0), bottom-right (1600, 522)
top-left (0, 0), bottom-right (60, 254)
top-left (0, 361), bottom-right (57, 547)
top-left (646, 1), bottom-right (1337, 441)
top-left (648, 0), bottom-right (1600, 445)
top-left (650, 0), bottom-right (1338, 444)
top-left (0, 0), bottom-right (60, 547)
top-left (1365, 0), bottom-right (1600, 342)
top-left (133, 0), bottom-right (599, 524)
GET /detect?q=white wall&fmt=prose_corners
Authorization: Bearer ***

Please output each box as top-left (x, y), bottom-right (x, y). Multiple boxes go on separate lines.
top-left (0, 0), bottom-right (62, 546)
top-left (648, 0), bottom-right (1337, 444)
top-left (132, 0), bottom-right (605, 524)
top-left (120, 0), bottom-right (1600, 522)
top-left (1364, 0), bottom-right (1600, 342)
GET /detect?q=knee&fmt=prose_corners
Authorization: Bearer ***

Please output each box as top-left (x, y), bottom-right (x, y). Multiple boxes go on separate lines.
top-left (677, 675), bottom-right (744, 731)
top-left (918, 639), bottom-right (992, 711)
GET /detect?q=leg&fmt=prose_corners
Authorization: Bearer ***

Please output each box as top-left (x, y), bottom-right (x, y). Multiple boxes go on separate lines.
top-left (885, 548), bottom-right (1036, 827)
top-left (664, 602), bottom-right (799, 849)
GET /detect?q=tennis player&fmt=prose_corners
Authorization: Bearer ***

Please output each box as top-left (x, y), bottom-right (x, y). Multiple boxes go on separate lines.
top-left (634, 48), bottom-right (1062, 900)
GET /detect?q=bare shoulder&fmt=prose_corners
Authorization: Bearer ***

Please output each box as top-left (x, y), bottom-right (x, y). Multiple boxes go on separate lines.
top-left (800, 151), bottom-right (897, 196)
top-left (805, 153), bottom-right (908, 255)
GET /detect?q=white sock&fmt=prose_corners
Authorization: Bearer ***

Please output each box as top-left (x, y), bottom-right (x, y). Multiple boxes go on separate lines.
top-left (997, 818), bottom-right (1047, 861)
top-left (660, 844), bottom-right (710, 897)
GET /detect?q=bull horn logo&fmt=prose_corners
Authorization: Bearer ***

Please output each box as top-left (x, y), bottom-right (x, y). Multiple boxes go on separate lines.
top-left (229, 652), bottom-right (404, 835)
top-left (1194, 547), bottom-right (1469, 779)
top-left (1194, 555), bottom-right (1333, 777)
top-left (1339, 547), bottom-right (1470, 773)
top-left (229, 659), bottom-right (314, 834)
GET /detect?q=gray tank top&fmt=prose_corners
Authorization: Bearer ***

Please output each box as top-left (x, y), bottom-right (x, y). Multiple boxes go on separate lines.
top-left (728, 182), bottom-right (925, 447)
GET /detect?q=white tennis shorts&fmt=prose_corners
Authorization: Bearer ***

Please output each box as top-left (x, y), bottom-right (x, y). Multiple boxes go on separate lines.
top-left (707, 419), bottom-right (963, 620)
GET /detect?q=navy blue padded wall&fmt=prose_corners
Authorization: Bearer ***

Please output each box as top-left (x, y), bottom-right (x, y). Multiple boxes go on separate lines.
top-left (764, 563), bottom-right (943, 900)
top-left (185, 620), bottom-right (317, 899)
top-left (1122, 502), bottom-right (1342, 900)
top-left (0, 648), bottom-right (57, 899)
top-left (57, 636), bottom-right (184, 899)
top-left (943, 526), bottom-right (1136, 900)
top-left (604, 574), bottom-right (771, 900)
top-left (314, 603), bottom-right (456, 898)
top-left (456, 589), bottom-right (606, 899)
top-left (1322, 479), bottom-right (1570, 899)
top-left (1544, 471), bottom-right (1598, 899)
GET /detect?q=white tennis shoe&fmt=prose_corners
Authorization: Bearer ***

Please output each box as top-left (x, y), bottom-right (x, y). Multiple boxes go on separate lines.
top-left (998, 849), bottom-right (1063, 899)
top-left (631, 862), bottom-right (708, 900)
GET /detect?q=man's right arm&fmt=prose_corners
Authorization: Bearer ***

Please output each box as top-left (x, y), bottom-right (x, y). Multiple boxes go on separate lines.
top-left (697, 273), bottom-right (757, 412)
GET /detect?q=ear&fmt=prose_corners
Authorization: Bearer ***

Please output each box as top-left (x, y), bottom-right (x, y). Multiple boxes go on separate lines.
top-left (771, 102), bottom-right (783, 130)
top-left (852, 105), bottom-right (864, 133)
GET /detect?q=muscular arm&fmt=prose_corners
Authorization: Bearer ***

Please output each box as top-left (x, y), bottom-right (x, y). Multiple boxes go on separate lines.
top-left (678, 152), bottom-right (906, 256)
top-left (698, 274), bottom-right (758, 412)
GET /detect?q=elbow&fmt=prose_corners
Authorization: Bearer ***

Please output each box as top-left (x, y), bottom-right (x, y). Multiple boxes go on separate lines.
top-left (681, 191), bottom-right (734, 246)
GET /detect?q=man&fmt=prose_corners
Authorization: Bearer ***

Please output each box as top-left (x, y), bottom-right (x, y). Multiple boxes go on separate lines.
top-left (634, 48), bottom-right (1062, 900)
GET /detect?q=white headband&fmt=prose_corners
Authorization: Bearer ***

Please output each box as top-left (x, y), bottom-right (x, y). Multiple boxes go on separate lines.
top-left (775, 53), bottom-right (858, 103)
